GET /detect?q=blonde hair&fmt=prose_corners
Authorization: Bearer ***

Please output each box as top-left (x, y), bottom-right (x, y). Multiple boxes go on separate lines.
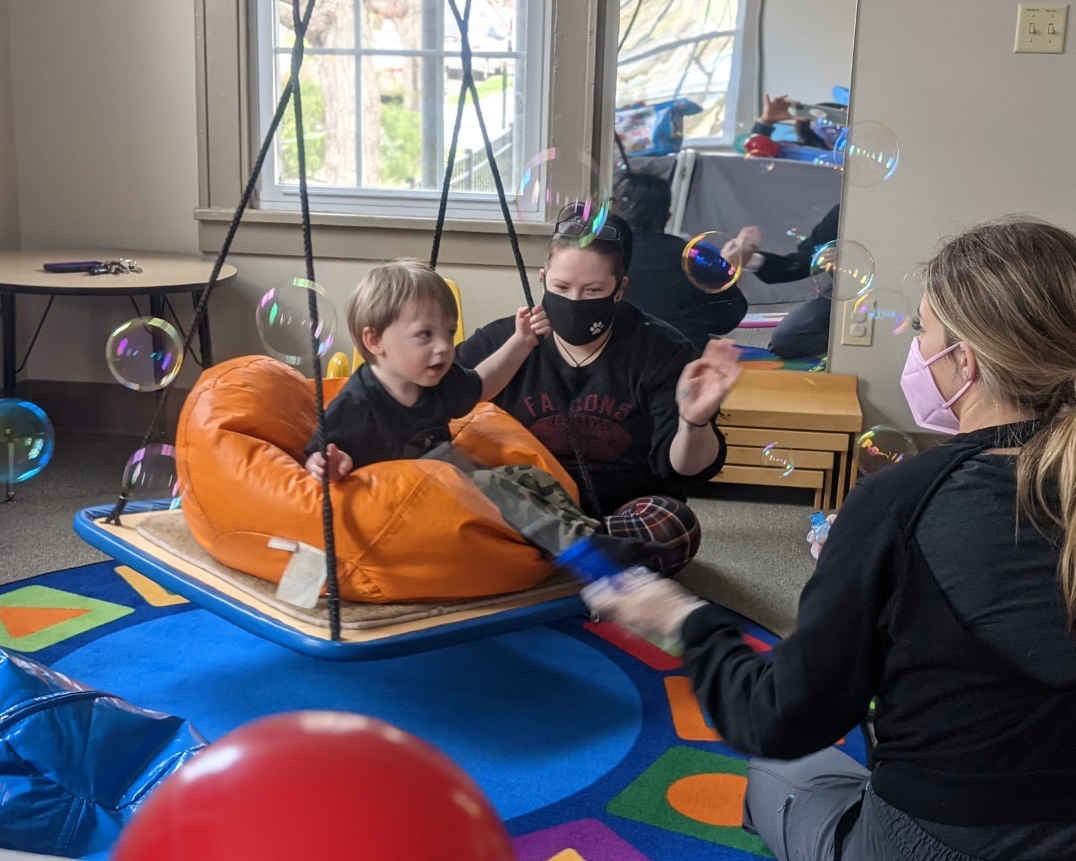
top-left (346, 259), bottom-right (458, 362)
top-left (924, 217), bottom-right (1076, 630)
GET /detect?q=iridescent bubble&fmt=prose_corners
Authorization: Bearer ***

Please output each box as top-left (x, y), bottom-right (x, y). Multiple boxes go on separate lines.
top-left (786, 227), bottom-right (808, 243)
top-left (105, 317), bottom-right (184, 392)
top-left (833, 122), bottom-right (900, 187)
top-left (0, 399), bottom-right (55, 484)
top-left (856, 426), bottom-right (917, 477)
top-left (122, 443), bottom-right (181, 508)
top-left (761, 443), bottom-right (795, 477)
top-left (852, 288), bottom-right (912, 336)
top-left (517, 149), bottom-right (611, 247)
top-left (256, 278), bottom-right (338, 367)
top-left (810, 239), bottom-right (875, 300)
top-left (682, 232), bottom-right (742, 294)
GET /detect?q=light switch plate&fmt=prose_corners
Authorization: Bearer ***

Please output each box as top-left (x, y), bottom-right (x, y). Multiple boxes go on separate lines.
top-left (839, 296), bottom-right (874, 347)
top-left (1015, 3), bottom-right (1069, 53)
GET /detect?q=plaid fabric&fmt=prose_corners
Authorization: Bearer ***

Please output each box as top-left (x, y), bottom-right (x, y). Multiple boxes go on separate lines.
top-left (603, 496), bottom-right (701, 575)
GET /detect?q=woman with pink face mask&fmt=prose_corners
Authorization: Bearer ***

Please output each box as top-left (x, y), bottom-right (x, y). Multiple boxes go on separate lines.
top-left (584, 219), bottom-right (1076, 860)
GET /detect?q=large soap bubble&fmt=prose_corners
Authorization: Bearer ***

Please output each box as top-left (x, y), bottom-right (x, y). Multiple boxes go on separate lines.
top-left (256, 278), bottom-right (338, 367)
top-left (0, 399), bottom-right (55, 484)
top-left (106, 317), bottom-right (184, 392)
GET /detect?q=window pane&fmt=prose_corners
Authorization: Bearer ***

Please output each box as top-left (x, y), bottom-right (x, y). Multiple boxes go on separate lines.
top-left (617, 0), bottom-right (739, 141)
top-left (275, 54), bottom-right (358, 188)
top-left (445, 58), bottom-right (517, 194)
top-left (276, 0), bottom-right (355, 50)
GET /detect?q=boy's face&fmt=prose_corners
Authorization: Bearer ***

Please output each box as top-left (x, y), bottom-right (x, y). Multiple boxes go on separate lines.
top-left (370, 300), bottom-right (457, 387)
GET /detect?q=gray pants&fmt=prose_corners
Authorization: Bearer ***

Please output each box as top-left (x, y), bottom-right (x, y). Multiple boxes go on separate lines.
top-left (743, 748), bottom-right (981, 861)
top-left (769, 295), bottom-right (831, 359)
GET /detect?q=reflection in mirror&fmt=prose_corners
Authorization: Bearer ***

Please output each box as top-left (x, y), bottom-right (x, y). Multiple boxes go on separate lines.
top-left (612, 0), bottom-right (859, 371)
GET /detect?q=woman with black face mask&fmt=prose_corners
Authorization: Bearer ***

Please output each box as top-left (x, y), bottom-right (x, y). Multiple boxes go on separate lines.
top-left (456, 212), bottom-right (741, 575)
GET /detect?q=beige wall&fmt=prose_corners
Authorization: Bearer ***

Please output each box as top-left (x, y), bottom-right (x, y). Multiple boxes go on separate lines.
top-left (0, 0), bottom-right (19, 249)
top-left (5, 0), bottom-right (528, 387)
top-left (831, 0), bottom-right (1076, 432)
top-left (761, 0), bottom-right (856, 106)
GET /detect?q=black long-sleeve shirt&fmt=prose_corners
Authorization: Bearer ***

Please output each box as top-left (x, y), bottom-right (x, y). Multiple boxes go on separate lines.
top-left (456, 302), bottom-right (726, 516)
top-left (754, 203), bottom-right (839, 285)
top-left (625, 232), bottom-right (748, 355)
top-left (682, 422), bottom-right (1076, 831)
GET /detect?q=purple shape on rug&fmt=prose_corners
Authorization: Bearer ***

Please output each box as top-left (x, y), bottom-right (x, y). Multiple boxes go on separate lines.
top-left (513, 818), bottom-right (652, 861)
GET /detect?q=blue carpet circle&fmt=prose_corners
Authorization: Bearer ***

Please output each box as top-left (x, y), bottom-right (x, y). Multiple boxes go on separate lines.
top-left (53, 609), bottom-right (643, 820)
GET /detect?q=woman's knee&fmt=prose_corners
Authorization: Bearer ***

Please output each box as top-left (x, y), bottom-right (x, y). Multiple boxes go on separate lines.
top-left (603, 496), bottom-right (701, 575)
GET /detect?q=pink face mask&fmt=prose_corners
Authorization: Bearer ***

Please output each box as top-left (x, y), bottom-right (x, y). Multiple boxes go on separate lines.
top-left (900, 339), bottom-right (971, 434)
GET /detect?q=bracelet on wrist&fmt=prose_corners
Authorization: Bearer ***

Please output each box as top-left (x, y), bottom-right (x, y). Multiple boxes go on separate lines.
top-left (679, 414), bottom-right (711, 429)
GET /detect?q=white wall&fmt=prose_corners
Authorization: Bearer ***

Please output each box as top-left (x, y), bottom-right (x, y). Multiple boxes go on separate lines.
top-left (5, 0), bottom-right (527, 387)
top-left (761, 0), bottom-right (856, 106)
top-left (832, 0), bottom-right (1076, 432)
top-left (0, 0), bottom-right (19, 249)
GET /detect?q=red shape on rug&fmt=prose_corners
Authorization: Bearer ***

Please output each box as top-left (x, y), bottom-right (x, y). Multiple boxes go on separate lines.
top-left (584, 621), bottom-right (682, 671)
top-left (742, 633), bottom-right (772, 653)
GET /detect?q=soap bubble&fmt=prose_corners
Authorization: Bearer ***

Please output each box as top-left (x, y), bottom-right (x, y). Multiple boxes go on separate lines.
top-left (0, 399), bottom-right (55, 484)
top-left (852, 288), bottom-right (912, 336)
top-left (256, 278), bottom-right (338, 367)
top-left (856, 426), bottom-right (917, 476)
top-left (105, 317), bottom-right (184, 392)
top-left (761, 443), bottom-right (795, 477)
top-left (834, 122), bottom-right (900, 187)
top-left (682, 232), bottom-right (742, 293)
top-left (810, 239), bottom-right (875, 300)
top-left (122, 443), bottom-right (181, 508)
top-left (518, 149), bottom-right (611, 247)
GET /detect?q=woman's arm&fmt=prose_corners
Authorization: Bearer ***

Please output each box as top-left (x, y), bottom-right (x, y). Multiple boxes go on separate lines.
top-left (668, 339), bottom-right (741, 476)
top-left (684, 484), bottom-right (898, 757)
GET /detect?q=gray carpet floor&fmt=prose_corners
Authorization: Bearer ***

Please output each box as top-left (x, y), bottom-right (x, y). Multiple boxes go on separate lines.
top-left (0, 304), bottom-right (815, 634)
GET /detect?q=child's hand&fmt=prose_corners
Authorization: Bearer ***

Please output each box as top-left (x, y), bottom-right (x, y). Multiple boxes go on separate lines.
top-left (514, 306), bottom-right (550, 348)
top-left (305, 443), bottom-right (354, 482)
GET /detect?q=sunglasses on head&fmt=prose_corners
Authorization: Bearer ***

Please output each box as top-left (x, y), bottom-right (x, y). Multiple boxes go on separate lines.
top-left (553, 219), bottom-right (622, 242)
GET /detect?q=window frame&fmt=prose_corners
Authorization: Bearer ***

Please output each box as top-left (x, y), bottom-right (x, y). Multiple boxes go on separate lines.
top-left (192, 0), bottom-right (617, 267)
top-left (252, 0), bottom-right (550, 219)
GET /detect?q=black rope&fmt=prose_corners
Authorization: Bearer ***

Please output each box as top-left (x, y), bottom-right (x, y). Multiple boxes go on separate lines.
top-left (614, 133), bottom-right (632, 174)
top-left (128, 296), bottom-right (143, 317)
top-left (105, 0), bottom-right (318, 525)
top-left (13, 296), bottom-right (54, 375)
top-left (430, 0), bottom-right (473, 271)
top-left (617, 0), bottom-right (643, 53)
top-left (162, 297), bottom-right (204, 369)
top-left (441, 0), bottom-right (603, 518)
top-left (292, 0), bottom-right (341, 641)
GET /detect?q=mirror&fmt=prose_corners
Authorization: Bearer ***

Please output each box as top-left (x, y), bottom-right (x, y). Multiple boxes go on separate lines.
top-left (612, 0), bottom-right (860, 369)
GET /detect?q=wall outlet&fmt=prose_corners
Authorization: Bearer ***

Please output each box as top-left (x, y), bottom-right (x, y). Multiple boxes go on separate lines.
top-left (1015, 4), bottom-right (1069, 53)
top-left (839, 296), bottom-right (874, 347)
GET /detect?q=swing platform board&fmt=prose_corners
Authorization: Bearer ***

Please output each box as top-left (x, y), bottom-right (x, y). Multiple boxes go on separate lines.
top-left (74, 503), bottom-right (586, 661)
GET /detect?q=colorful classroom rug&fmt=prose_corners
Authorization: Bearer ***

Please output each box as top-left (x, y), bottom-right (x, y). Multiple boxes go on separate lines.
top-left (734, 344), bottom-right (826, 372)
top-left (0, 560), bottom-right (866, 861)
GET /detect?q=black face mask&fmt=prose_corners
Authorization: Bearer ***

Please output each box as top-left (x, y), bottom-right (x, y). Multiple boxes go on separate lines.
top-left (541, 288), bottom-right (620, 346)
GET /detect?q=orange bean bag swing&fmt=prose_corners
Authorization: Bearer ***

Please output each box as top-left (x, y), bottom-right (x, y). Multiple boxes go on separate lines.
top-left (176, 355), bottom-right (577, 603)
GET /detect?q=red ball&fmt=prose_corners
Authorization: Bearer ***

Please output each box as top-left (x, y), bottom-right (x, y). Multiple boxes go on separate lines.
top-left (111, 712), bottom-right (518, 861)
top-left (744, 134), bottom-right (781, 158)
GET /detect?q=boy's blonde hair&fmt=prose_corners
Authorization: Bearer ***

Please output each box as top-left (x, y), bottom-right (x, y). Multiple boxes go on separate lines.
top-left (346, 259), bottom-right (458, 362)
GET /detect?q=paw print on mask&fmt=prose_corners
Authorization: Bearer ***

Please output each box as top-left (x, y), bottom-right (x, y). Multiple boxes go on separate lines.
top-left (589, 320), bottom-right (605, 336)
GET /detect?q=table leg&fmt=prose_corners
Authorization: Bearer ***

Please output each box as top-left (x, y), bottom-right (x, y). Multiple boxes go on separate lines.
top-left (2, 293), bottom-right (15, 397)
top-left (194, 290), bottom-right (213, 367)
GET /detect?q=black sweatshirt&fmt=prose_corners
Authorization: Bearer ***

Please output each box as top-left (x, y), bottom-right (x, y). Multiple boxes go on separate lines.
top-left (456, 302), bottom-right (727, 516)
top-left (303, 362), bottom-right (481, 467)
top-left (681, 423), bottom-right (1076, 830)
top-left (754, 203), bottom-right (839, 285)
top-left (625, 232), bottom-right (748, 355)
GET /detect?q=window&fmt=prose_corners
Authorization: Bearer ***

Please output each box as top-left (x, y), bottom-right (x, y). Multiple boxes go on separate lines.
top-left (194, 1), bottom-right (616, 264)
top-left (615, 0), bottom-right (746, 147)
top-left (253, 0), bottom-right (549, 219)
